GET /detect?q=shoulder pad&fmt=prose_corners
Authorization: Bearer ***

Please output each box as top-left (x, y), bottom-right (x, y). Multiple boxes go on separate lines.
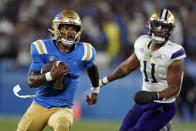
top-left (32, 40), bottom-right (48, 54)
top-left (81, 42), bottom-right (93, 61)
top-left (134, 35), bottom-right (151, 49)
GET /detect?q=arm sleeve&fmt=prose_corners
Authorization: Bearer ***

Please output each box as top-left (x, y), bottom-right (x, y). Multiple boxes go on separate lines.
top-left (29, 43), bottom-right (44, 71)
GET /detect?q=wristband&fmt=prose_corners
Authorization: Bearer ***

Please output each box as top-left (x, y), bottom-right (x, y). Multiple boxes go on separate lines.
top-left (56, 61), bottom-right (61, 66)
top-left (91, 86), bottom-right (100, 94)
top-left (102, 77), bottom-right (109, 84)
top-left (45, 72), bottom-right (53, 81)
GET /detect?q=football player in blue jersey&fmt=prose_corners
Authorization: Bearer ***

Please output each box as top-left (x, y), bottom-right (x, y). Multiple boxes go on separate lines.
top-left (17, 10), bottom-right (100, 131)
top-left (99, 9), bottom-right (186, 131)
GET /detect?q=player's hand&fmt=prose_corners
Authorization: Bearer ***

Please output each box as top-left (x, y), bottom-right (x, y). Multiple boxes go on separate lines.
top-left (99, 77), bottom-right (109, 87)
top-left (86, 93), bottom-right (98, 107)
top-left (50, 61), bottom-right (68, 80)
top-left (134, 91), bottom-right (159, 105)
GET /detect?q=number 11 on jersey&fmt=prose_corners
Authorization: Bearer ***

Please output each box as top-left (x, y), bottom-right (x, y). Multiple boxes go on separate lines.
top-left (143, 61), bottom-right (158, 83)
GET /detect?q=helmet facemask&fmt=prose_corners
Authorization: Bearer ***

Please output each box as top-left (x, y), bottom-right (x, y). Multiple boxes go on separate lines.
top-left (149, 20), bottom-right (174, 44)
top-left (58, 24), bottom-right (81, 46)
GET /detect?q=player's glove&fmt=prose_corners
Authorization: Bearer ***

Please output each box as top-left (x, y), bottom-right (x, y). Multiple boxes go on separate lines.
top-left (99, 77), bottom-right (109, 87)
top-left (134, 91), bottom-right (159, 105)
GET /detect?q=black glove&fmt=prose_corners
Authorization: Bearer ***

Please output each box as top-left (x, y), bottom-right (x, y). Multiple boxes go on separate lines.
top-left (134, 91), bottom-right (159, 105)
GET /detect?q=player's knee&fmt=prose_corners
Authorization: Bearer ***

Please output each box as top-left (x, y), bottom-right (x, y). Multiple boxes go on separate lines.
top-left (53, 118), bottom-right (70, 131)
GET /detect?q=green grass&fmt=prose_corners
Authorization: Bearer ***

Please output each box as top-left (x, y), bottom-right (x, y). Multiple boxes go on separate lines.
top-left (0, 117), bottom-right (196, 131)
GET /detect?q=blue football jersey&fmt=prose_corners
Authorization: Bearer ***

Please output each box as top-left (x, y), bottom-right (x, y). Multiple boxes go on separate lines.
top-left (29, 39), bottom-right (96, 109)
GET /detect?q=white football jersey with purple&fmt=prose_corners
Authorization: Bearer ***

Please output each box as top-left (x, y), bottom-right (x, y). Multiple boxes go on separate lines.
top-left (134, 35), bottom-right (186, 103)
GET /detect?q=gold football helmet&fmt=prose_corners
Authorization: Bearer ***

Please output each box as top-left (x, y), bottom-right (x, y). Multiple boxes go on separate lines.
top-left (51, 10), bottom-right (82, 46)
top-left (148, 9), bottom-right (175, 44)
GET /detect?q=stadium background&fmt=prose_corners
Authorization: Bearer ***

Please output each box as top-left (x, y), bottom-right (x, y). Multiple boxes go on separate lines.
top-left (0, 0), bottom-right (196, 130)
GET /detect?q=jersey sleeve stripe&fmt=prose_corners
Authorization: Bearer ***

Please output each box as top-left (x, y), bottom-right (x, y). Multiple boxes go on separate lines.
top-left (171, 48), bottom-right (185, 59)
top-left (33, 40), bottom-right (48, 54)
top-left (82, 43), bottom-right (92, 61)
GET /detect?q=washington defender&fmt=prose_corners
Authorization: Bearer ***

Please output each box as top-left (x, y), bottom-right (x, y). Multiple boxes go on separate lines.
top-left (98, 9), bottom-right (186, 131)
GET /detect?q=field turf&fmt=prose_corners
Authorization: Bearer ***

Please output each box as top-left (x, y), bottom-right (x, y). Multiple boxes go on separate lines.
top-left (0, 117), bottom-right (196, 131)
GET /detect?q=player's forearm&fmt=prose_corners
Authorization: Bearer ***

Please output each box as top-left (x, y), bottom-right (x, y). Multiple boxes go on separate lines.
top-left (108, 53), bottom-right (139, 82)
top-left (100, 53), bottom-right (139, 86)
top-left (87, 63), bottom-right (99, 87)
top-left (28, 71), bottom-right (47, 88)
top-left (107, 65), bottom-right (127, 82)
top-left (158, 86), bottom-right (180, 100)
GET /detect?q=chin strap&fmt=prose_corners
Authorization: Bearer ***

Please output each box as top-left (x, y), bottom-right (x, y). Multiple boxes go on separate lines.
top-left (48, 28), bottom-right (54, 33)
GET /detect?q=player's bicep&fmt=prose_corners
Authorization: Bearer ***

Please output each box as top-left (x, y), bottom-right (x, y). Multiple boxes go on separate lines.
top-left (167, 60), bottom-right (184, 94)
top-left (120, 52), bottom-right (140, 74)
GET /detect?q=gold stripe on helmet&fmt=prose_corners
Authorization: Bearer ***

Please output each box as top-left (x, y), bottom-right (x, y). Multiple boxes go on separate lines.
top-left (149, 9), bottom-right (175, 26)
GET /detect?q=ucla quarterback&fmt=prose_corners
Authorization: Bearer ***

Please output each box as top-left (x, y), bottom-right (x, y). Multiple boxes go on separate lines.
top-left (17, 10), bottom-right (100, 131)
top-left (98, 9), bottom-right (186, 131)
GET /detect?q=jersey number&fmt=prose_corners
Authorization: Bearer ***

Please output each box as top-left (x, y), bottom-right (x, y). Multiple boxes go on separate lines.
top-left (54, 78), bottom-right (63, 89)
top-left (143, 61), bottom-right (158, 83)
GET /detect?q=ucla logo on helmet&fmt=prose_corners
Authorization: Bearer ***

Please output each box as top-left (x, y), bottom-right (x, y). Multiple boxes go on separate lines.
top-left (69, 20), bottom-right (76, 23)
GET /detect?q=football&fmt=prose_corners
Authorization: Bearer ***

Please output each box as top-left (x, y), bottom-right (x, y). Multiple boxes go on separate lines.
top-left (41, 61), bottom-right (54, 74)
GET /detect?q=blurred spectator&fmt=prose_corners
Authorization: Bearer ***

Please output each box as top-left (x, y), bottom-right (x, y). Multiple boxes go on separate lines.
top-left (177, 70), bottom-right (196, 121)
top-left (102, 14), bottom-right (120, 62)
top-left (0, 19), bottom-right (17, 59)
top-left (170, 15), bottom-right (184, 45)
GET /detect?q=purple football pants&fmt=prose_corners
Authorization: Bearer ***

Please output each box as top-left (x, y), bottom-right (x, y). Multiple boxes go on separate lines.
top-left (119, 102), bottom-right (177, 131)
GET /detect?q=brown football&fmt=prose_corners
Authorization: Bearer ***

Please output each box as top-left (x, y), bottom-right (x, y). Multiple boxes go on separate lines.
top-left (41, 61), bottom-right (54, 74)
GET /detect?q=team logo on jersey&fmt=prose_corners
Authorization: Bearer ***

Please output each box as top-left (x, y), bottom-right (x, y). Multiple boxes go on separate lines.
top-left (49, 56), bottom-right (55, 61)
top-left (73, 61), bottom-right (77, 65)
top-left (157, 106), bottom-right (164, 112)
top-left (157, 54), bottom-right (162, 59)
top-left (140, 48), bottom-right (144, 53)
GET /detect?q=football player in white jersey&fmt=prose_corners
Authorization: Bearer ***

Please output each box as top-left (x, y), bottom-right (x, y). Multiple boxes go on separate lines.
top-left (98, 9), bottom-right (186, 131)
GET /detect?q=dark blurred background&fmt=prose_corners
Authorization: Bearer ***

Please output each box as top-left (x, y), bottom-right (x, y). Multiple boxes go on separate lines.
top-left (0, 0), bottom-right (196, 123)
